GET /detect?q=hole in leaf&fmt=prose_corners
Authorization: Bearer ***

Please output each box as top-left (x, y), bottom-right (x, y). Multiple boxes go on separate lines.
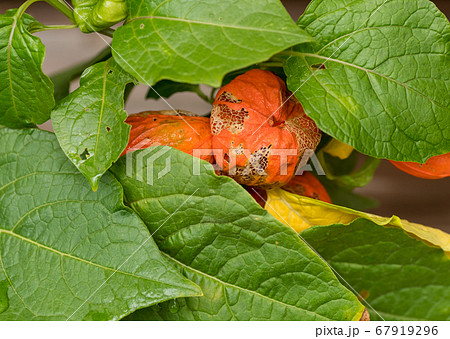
top-left (108, 70), bottom-right (113, 74)
top-left (80, 148), bottom-right (90, 161)
top-left (311, 63), bottom-right (326, 70)
top-left (153, 118), bottom-right (157, 121)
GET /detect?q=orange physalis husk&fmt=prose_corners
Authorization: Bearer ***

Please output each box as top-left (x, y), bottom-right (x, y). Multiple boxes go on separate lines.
top-left (282, 172), bottom-right (332, 203)
top-left (210, 69), bottom-right (321, 188)
top-left (390, 152), bottom-right (450, 179)
top-left (122, 111), bottom-right (214, 163)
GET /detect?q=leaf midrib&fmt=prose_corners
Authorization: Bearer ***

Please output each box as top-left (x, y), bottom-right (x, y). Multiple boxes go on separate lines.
top-left (315, 25), bottom-right (447, 55)
top-left (128, 16), bottom-right (310, 39)
top-left (163, 252), bottom-right (332, 320)
top-left (0, 228), bottom-right (171, 285)
top-left (294, 52), bottom-right (449, 111)
top-left (6, 16), bottom-right (18, 118)
top-left (92, 60), bottom-right (110, 171)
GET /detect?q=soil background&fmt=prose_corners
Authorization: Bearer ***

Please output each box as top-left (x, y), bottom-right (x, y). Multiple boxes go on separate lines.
top-left (1, 0), bottom-right (449, 232)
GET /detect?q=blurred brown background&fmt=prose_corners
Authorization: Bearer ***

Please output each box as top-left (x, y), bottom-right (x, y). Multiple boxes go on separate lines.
top-left (1, 0), bottom-right (449, 231)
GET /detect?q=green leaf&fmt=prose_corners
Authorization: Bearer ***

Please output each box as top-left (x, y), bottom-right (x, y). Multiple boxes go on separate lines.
top-left (111, 147), bottom-right (364, 320)
top-left (111, 0), bottom-right (312, 87)
top-left (51, 59), bottom-right (135, 191)
top-left (301, 219), bottom-right (450, 320)
top-left (284, 0), bottom-right (450, 162)
top-left (146, 80), bottom-right (210, 103)
top-left (0, 128), bottom-right (201, 320)
top-left (0, 10), bottom-right (54, 128)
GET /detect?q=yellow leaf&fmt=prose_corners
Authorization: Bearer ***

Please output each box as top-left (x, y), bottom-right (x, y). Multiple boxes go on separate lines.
top-left (265, 188), bottom-right (450, 254)
top-left (321, 139), bottom-right (354, 160)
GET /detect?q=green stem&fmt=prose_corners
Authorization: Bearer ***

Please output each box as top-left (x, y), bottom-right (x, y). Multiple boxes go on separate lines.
top-left (43, 0), bottom-right (76, 24)
top-left (98, 28), bottom-right (115, 38)
top-left (208, 88), bottom-right (217, 104)
top-left (28, 24), bottom-right (78, 34)
top-left (16, 0), bottom-right (41, 19)
top-left (195, 89), bottom-right (211, 104)
top-left (258, 61), bottom-right (284, 68)
top-left (276, 50), bottom-right (295, 57)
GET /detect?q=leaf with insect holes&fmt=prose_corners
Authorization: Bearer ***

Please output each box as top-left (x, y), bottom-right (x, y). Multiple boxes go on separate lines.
top-left (0, 128), bottom-right (201, 320)
top-left (52, 59), bottom-right (136, 191)
top-left (284, 0), bottom-right (450, 162)
top-left (0, 10), bottom-right (54, 128)
top-left (111, 0), bottom-right (312, 87)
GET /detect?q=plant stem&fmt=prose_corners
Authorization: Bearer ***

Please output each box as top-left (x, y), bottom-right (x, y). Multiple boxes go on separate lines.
top-left (195, 89), bottom-right (211, 104)
top-left (28, 24), bottom-right (78, 34)
top-left (98, 28), bottom-right (115, 38)
top-left (43, 0), bottom-right (76, 24)
top-left (208, 88), bottom-right (217, 104)
top-left (258, 62), bottom-right (284, 68)
top-left (16, 0), bottom-right (41, 19)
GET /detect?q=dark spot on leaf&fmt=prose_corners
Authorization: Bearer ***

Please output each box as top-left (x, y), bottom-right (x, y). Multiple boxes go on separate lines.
top-left (85, 108), bottom-right (90, 112)
top-left (80, 148), bottom-right (90, 161)
top-left (311, 63), bottom-right (326, 69)
top-left (358, 290), bottom-right (370, 302)
top-left (140, 24), bottom-right (144, 29)
top-left (106, 126), bottom-right (111, 132)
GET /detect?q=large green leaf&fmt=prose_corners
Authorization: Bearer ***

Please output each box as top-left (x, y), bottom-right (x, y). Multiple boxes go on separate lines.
top-left (111, 0), bottom-right (312, 87)
top-left (111, 147), bottom-right (364, 320)
top-left (52, 59), bottom-right (135, 191)
top-left (0, 10), bottom-right (54, 128)
top-left (301, 219), bottom-right (450, 320)
top-left (0, 128), bottom-right (201, 320)
top-left (284, 0), bottom-right (450, 162)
